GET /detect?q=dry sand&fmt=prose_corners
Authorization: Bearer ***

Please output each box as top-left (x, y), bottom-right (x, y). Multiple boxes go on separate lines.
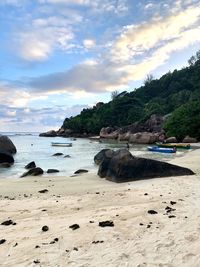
top-left (0, 147), bottom-right (200, 267)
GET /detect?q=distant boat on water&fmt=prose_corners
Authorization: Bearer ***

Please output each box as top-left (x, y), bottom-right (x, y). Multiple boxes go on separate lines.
top-left (148, 146), bottom-right (176, 153)
top-left (51, 142), bottom-right (72, 147)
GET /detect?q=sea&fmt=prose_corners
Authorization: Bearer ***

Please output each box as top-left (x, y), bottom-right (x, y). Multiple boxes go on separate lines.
top-left (0, 132), bottom-right (186, 179)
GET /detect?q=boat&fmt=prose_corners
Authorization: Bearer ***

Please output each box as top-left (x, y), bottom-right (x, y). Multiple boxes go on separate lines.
top-left (148, 146), bottom-right (176, 153)
top-left (51, 142), bottom-right (72, 147)
top-left (156, 143), bottom-right (190, 149)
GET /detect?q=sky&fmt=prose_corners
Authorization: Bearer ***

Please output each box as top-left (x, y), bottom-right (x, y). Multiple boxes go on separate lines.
top-left (0, 0), bottom-right (200, 132)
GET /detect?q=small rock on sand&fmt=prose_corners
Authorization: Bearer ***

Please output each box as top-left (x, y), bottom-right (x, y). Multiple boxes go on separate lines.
top-left (0, 239), bottom-right (6, 245)
top-left (38, 189), bottom-right (48, 193)
top-left (69, 224), bottom-right (80, 230)
top-left (99, 220), bottom-right (114, 227)
top-left (147, 210), bottom-right (158, 215)
top-left (42, 225), bottom-right (49, 232)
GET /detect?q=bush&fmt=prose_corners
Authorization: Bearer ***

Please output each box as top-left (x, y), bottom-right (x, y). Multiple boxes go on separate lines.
top-left (164, 100), bottom-right (200, 141)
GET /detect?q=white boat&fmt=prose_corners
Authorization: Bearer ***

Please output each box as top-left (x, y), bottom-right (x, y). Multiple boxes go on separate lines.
top-left (51, 142), bottom-right (72, 147)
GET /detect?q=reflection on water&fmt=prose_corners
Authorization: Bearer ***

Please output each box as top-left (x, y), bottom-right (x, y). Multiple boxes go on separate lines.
top-left (0, 133), bottom-right (188, 178)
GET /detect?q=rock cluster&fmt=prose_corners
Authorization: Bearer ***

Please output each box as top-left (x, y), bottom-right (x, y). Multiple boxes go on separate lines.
top-left (99, 114), bottom-right (165, 144)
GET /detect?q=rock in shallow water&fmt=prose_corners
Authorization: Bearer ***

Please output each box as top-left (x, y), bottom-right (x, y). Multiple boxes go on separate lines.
top-left (0, 151), bottom-right (14, 165)
top-left (0, 135), bottom-right (17, 154)
top-left (47, 169), bottom-right (59, 173)
top-left (95, 148), bottom-right (194, 183)
top-left (21, 167), bottom-right (44, 177)
top-left (25, 161), bottom-right (36, 169)
top-left (74, 169), bottom-right (88, 174)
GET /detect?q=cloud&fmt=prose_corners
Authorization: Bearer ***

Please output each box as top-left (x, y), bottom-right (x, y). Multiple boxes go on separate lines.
top-left (0, 102), bottom-right (89, 131)
top-left (111, 4), bottom-right (200, 62)
top-left (14, 16), bottom-right (75, 61)
top-left (83, 39), bottom-right (96, 49)
top-left (23, 3), bottom-right (200, 94)
top-left (38, 0), bottom-right (128, 16)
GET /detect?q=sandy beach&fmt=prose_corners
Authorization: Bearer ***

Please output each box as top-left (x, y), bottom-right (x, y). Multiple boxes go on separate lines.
top-left (0, 148), bottom-right (200, 267)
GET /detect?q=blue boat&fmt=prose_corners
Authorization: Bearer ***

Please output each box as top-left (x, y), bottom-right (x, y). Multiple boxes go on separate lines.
top-left (148, 146), bottom-right (176, 153)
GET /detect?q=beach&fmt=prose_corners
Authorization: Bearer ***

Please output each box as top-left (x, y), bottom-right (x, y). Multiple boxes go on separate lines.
top-left (0, 148), bottom-right (200, 267)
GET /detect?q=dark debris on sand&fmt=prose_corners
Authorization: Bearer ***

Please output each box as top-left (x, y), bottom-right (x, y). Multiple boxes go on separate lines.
top-left (99, 220), bottom-right (114, 227)
top-left (69, 224), bottom-right (80, 230)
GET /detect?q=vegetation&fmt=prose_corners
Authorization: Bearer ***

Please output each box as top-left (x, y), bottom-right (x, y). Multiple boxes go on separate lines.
top-left (164, 100), bottom-right (200, 141)
top-left (62, 50), bottom-right (200, 139)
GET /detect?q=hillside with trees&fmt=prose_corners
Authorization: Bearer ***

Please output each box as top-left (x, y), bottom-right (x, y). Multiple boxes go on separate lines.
top-left (62, 50), bottom-right (200, 139)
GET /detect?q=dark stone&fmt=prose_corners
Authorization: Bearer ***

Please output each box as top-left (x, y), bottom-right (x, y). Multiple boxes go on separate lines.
top-left (170, 201), bottom-right (177, 205)
top-left (64, 155), bottom-right (71, 158)
top-left (69, 224), bottom-right (80, 230)
top-left (39, 130), bottom-right (57, 137)
top-left (0, 151), bottom-right (14, 165)
top-left (38, 189), bottom-right (48, 193)
top-left (74, 169), bottom-right (88, 174)
top-left (73, 247), bottom-right (78, 251)
top-left (21, 167), bottom-right (44, 177)
top-left (13, 243), bottom-right (18, 247)
top-left (0, 162), bottom-right (12, 168)
top-left (99, 220), bottom-right (114, 227)
top-left (25, 161), bottom-right (36, 169)
top-left (47, 169), bottom-right (59, 173)
top-left (168, 215), bottom-right (176, 218)
top-left (94, 149), bottom-right (114, 165)
top-left (52, 153), bottom-right (63, 156)
top-left (97, 148), bottom-right (194, 183)
top-left (0, 135), bottom-right (17, 154)
top-left (147, 210), bottom-right (158, 215)
top-left (1, 219), bottom-right (15, 226)
top-left (92, 240), bottom-right (104, 244)
top-left (42, 225), bottom-right (49, 232)
top-left (0, 239), bottom-right (6, 245)
top-left (35, 245), bottom-right (40, 248)
top-left (33, 260), bottom-right (40, 264)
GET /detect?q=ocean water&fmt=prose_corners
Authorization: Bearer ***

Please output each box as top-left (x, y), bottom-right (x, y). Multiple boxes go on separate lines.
top-left (0, 133), bottom-right (185, 179)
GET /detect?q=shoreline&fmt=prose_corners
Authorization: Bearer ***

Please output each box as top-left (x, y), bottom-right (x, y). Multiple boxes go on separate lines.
top-left (0, 148), bottom-right (200, 266)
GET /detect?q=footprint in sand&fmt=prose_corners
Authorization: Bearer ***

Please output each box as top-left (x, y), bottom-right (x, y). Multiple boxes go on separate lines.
top-left (184, 233), bottom-right (199, 242)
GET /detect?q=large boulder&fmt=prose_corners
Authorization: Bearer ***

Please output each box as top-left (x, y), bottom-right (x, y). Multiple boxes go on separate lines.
top-left (100, 127), bottom-right (119, 139)
top-left (94, 149), bottom-right (114, 165)
top-left (97, 149), bottom-right (194, 183)
top-left (0, 151), bottom-right (14, 164)
top-left (182, 136), bottom-right (197, 143)
top-left (39, 130), bottom-right (57, 137)
top-left (118, 132), bottom-right (130, 141)
top-left (129, 132), bottom-right (159, 144)
top-left (0, 135), bottom-right (17, 154)
top-left (145, 114), bottom-right (164, 132)
top-left (21, 167), bottom-right (44, 177)
top-left (165, 137), bottom-right (177, 143)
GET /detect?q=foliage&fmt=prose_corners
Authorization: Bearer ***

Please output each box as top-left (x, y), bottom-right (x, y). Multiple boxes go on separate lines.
top-left (111, 90), bottom-right (119, 100)
top-left (143, 74), bottom-right (154, 86)
top-left (164, 101), bottom-right (200, 141)
top-left (62, 50), bottom-right (200, 137)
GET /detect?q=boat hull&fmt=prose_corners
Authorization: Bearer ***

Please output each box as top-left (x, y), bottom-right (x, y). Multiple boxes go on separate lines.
top-left (51, 142), bottom-right (72, 147)
top-left (156, 143), bottom-right (190, 149)
top-left (148, 146), bottom-right (176, 153)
